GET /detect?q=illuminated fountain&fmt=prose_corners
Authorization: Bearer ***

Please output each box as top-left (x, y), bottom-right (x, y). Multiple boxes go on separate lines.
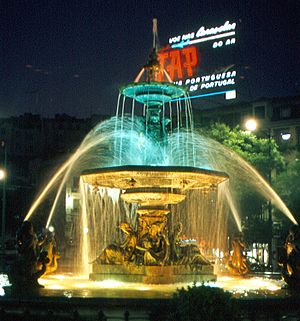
top-left (19, 20), bottom-right (298, 295)
top-left (76, 36), bottom-right (230, 283)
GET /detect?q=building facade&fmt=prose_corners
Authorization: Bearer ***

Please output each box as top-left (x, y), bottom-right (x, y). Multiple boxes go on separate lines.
top-left (0, 113), bottom-right (108, 238)
top-left (194, 95), bottom-right (300, 149)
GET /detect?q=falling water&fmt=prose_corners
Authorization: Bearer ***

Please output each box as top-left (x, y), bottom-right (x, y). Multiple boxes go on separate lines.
top-left (25, 88), bottom-right (297, 274)
top-left (79, 179), bottom-right (90, 275)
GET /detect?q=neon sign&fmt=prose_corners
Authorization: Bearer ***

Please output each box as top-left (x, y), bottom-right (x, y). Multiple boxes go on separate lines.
top-left (169, 21), bottom-right (236, 48)
top-left (157, 46), bottom-right (199, 81)
top-left (161, 20), bottom-right (238, 100)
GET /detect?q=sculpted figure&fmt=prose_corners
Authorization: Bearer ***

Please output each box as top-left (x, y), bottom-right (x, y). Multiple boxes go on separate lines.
top-left (223, 234), bottom-right (249, 275)
top-left (39, 230), bottom-right (60, 275)
top-left (278, 225), bottom-right (300, 288)
top-left (8, 221), bottom-right (48, 290)
top-left (138, 223), bottom-right (169, 266)
top-left (169, 222), bottom-right (210, 268)
top-left (169, 222), bottom-right (183, 263)
top-left (94, 222), bottom-right (137, 265)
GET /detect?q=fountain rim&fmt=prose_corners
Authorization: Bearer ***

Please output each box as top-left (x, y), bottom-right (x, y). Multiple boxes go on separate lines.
top-left (81, 165), bottom-right (229, 179)
top-left (80, 165), bottom-right (229, 191)
top-left (120, 81), bottom-right (187, 106)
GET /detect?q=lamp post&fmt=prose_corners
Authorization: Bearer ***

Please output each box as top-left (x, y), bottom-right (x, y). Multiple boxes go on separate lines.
top-left (244, 118), bottom-right (274, 270)
top-left (0, 141), bottom-right (7, 253)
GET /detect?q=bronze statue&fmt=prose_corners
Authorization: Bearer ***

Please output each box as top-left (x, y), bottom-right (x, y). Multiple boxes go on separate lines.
top-left (92, 218), bottom-right (212, 271)
top-left (94, 222), bottom-right (137, 264)
top-left (8, 221), bottom-right (49, 290)
top-left (223, 234), bottom-right (250, 275)
top-left (169, 222), bottom-right (210, 268)
top-left (39, 230), bottom-right (60, 275)
top-left (137, 222), bottom-right (169, 266)
top-left (278, 225), bottom-right (300, 288)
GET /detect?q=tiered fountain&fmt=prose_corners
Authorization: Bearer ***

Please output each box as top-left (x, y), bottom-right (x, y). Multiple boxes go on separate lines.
top-left (80, 38), bottom-right (228, 283)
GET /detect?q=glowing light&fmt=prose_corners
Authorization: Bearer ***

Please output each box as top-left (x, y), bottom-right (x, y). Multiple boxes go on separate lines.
top-left (63, 291), bottom-right (73, 298)
top-left (66, 194), bottom-right (73, 209)
top-left (281, 133), bottom-right (291, 141)
top-left (0, 169), bottom-right (6, 180)
top-left (169, 21), bottom-right (237, 48)
top-left (74, 283), bottom-right (88, 288)
top-left (48, 225), bottom-right (55, 233)
top-left (83, 227), bottom-right (89, 234)
top-left (267, 284), bottom-right (281, 291)
top-left (48, 274), bottom-right (68, 280)
top-left (0, 274), bottom-right (10, 296)
top-left (32, 274), bottom-right (286, 299)
top-left (226, 90), bottom-right (236, 100)
top-left (158, 46), bottom-right (199, 80)
top-left (172, 90), bottom-right (233, 101)
top-left (47, 284), bottom-right (65, 290)
top-left (138, 286), bottom-right (151, 291)
top-left (172, 31), bottom-right (236, 48)
top-left (96, 280), bottom-right (124, 288)
top-left (245, 119), bottom-right (257, 132)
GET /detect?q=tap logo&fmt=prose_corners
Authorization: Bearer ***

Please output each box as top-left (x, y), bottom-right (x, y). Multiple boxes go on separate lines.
top-left (157, 46), bottom-right (199, 81)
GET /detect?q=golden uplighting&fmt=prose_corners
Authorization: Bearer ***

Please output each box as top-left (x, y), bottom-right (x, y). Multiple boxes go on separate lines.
top-left (38, 274), bottom-right (286, 299)
top-left (81, 166), bottom-right (228, 191)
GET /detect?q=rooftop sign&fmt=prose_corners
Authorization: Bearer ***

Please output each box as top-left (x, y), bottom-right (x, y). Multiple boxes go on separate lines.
top-left (158, 20), bottom-right (238, 101)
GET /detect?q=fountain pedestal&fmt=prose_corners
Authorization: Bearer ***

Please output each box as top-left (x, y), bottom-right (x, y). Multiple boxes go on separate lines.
top-left (81, 165), bottom-right (228, 284)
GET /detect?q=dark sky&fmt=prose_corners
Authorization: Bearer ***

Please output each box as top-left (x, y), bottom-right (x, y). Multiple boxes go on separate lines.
top-left (1, 0), bottom-right (299, 118)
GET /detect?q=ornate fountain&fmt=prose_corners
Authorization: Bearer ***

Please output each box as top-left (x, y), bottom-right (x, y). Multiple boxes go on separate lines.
top-left (80, 30), bottom-right (229, 283)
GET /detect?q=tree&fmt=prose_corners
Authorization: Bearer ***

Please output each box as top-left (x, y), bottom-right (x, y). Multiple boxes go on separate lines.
top-left (274, 154), bottom-right (300, 223)
top-left (202, 122), bottom-right (285, 176)
top-left (201, 123), bottom-right (285, 244)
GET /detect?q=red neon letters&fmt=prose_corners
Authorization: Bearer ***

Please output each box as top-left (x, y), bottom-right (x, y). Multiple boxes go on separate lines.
top-left (158, 46), bottom-right (199, 81)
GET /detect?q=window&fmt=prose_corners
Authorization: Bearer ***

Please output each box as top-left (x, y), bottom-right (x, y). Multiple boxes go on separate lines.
top-left (254, 105), bottom-right (265, 119)
top-left (0, 128), bottom-right (6, 136)
top-left (280, 107), bottom-right (291, 119)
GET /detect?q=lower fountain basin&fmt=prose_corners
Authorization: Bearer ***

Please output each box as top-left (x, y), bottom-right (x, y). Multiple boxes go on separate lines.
top-left (90, 264), bottom-right (216, 284)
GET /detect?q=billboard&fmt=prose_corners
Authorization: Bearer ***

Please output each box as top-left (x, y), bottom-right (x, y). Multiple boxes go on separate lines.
top-left (158, 20), bottom-right (237, 101)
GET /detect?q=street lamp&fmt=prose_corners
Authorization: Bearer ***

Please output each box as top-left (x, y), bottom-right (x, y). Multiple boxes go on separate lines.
top-left (245, 118), bottom-right (258, 132)
top-left (244, 118), bottom-right (275, 269)
top-left (0, 141), bottom-right (7, 253)
top-left (0, 169), bottom-right (5, 181)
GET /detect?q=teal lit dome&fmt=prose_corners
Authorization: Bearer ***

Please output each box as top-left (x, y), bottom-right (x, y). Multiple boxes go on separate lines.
top-left (121, 82), bottom-right (186, 106)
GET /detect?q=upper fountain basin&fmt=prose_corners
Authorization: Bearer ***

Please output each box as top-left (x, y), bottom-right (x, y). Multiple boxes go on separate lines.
top-left (80, 165), bottom-right (229, 191)
top-left (121, 82), bottom-right (186, 106)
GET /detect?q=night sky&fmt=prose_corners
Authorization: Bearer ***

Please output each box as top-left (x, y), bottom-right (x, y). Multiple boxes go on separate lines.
top-left (1, 0), bottom-right (299, 118)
